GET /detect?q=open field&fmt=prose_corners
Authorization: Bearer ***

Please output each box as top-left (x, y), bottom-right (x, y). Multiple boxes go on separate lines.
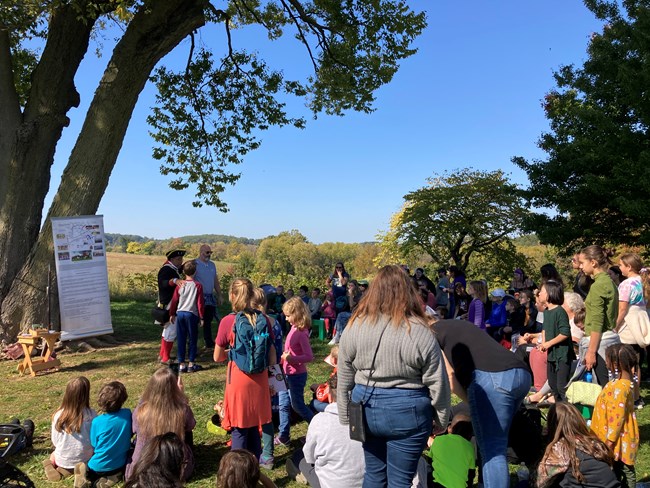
top-left (106, 252), bottom-right (234, 277)
top-left (3, 300), bottom-right (650, 487)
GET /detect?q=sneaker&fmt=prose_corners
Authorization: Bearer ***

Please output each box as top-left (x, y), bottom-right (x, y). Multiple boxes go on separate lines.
top-left (327, 339), bottom-right (336, 346)
top-left (179, 364), bottom-right (188, 373)
top-left (259, 455), bottom-right (274, 470)
top-left (635, 398), bottom-right (645, 410)
top-left (285, 458), bottom-right (307, 484)
top-left (189, 363), bottom-right (203, 372)
top-left (273, 435), bottom-right (290, 447)
top-left (74, 462), bottom-right (90, 488)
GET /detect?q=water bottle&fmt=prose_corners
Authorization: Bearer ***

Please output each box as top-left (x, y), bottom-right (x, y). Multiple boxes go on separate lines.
top-left (585, 371), bottom-right (593, 383)
top-left (517, 462), bottom-right (529, 481)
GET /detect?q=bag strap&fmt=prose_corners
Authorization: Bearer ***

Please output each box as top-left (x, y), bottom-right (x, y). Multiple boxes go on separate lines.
top-left (359, 323), bottom-right (389, 403)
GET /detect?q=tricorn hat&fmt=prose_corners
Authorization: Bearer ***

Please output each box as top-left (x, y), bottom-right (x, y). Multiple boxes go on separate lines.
top-left (166, 249), bottom-right (186, 260)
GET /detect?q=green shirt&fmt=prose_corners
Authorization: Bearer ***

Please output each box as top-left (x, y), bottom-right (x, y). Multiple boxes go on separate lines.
top-left (543, 305), bottom-right (574, 363)
top-left (429, 433), bottom-right (475, 488)
top-left (584, 271), bottom-right (618, 336)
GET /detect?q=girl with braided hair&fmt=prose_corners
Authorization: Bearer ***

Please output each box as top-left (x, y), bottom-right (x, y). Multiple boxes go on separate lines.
top-left (591, 343), bottom-right (640, 488)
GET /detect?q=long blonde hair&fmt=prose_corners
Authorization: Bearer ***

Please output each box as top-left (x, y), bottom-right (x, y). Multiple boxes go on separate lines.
top-left (136, 367), bottom-right (188, 440)
top-left (54, 376), bottom-right (91, 433)
top-left (282, 297), bottom-right (311, 330)
top-left (350, 264), bottom-right (427, 330)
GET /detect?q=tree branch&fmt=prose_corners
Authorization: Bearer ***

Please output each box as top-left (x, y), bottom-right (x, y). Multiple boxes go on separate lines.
top-left (278, 0), bottom-right (318, 72)
top-left (183, 32), bottom-right (212, 159)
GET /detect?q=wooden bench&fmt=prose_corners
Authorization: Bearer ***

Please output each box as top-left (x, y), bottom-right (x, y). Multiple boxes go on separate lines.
top-left (17, 330), bottom-right (61, 377)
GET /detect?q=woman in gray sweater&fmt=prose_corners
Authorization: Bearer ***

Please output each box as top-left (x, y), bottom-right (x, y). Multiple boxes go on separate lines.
top-left (338, 265), bottom-right (451, 488)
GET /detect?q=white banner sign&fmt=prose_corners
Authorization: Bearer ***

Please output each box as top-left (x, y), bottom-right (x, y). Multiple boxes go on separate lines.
top-left (51, 215), bottom-right (113, 340)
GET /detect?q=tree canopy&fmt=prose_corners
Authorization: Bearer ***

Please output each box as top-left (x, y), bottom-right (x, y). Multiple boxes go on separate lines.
top-left (378, 169), bottom-right (529, 277)
top-left (0, 0), bottom-right (426, 339)
top-left (513, 0), bottom-right (650, 252)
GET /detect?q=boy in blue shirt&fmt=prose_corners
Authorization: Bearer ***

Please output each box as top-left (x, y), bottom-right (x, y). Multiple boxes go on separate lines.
top-left (75, 381), bottom-right (131, 488)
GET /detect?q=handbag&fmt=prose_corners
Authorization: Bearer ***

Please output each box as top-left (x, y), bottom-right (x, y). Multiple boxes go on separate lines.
top-left (566, 371), bottom-right (602, 407)
top-left (348, 324), bottom-right (388, 443)
top-left (151, 304), bottom-right (169, 325)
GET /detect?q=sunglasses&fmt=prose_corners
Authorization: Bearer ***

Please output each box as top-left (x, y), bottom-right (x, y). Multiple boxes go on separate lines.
top-left (205, 251), bottom-right (212, 254)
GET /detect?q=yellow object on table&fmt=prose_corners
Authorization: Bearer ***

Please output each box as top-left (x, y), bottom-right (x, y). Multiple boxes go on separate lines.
top-left (17, 329), bottom-right (61, 377)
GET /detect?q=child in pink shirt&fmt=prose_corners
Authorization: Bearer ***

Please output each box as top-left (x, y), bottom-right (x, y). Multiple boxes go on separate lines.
top-left (275, 298), bottom-right (314, 445)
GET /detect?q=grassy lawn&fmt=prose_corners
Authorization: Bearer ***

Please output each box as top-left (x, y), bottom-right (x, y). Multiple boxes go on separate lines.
top-left (1, 299), bottom-right (327, 488)
top-left (3, 300), bottom-right (650, 487)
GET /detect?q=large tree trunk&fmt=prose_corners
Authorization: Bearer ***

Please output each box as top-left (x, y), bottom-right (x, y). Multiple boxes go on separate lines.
top-left (0, 0), bottom-right (207, 340)
top-left (0, 5), bottom-right (96, 304)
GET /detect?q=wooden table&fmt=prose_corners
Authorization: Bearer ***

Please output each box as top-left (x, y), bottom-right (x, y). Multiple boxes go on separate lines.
top-left (17, 330), bottom-right (61, 377)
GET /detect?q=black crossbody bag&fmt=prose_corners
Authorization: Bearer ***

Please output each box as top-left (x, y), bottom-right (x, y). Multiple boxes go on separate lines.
top-left (348, 325), bottom-right (387, 443)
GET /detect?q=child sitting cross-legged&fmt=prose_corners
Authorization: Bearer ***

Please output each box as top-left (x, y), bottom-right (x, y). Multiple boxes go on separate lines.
top-left (74, 381), bottom-right (132, 488)
top-left (44, 376), bottom-right (96, 481)
top-left (427, 414), bottom-right (475, 488)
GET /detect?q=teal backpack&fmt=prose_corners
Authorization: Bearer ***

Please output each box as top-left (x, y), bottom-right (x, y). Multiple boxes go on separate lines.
top-left (228, 310), bottom-right (271, 374)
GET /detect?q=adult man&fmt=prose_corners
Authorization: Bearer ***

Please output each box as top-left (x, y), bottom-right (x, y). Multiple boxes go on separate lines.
top-left (157, 249), bottom-right (185, 363)
top-left (194, 244), bottom-right (222, 348)
top-left (286, 375), bottom-right (364, 488)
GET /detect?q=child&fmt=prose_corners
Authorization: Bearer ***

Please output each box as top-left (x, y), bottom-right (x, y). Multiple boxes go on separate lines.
top-left (321, 291), bottom-right (337, 339)
top-left (275, 297), bottom-right (315, 446)
top-left (44, 376), bottom-right (96, 481)
top-left (251, 287), bottom-right (281, 470)
top-left (76, 381), bottom-right (132, 487)
top-left (504, 297), bottom-right (525, 350)
top-left (169, 260), bottom-right (205, 373)
top-left (308, 288), bottom-right (322, 319)
top-left (485, 288), bottom-right (507, 337)
top-left (591, 343), bottom-right (640, 487)
top-left (466, 280), bottom-right (487, 329)
top-left (537, 402), bottom-right (618, 488)
top-left (538, 280), bottom-right (574, 402)
top-left (310, 345), bottom-right (338, 413)
top-left (453, 282), bottom-right (471, 319)
top-left (126, 367), bottom-right (196, 482)
top-left (217, 449), bottom-right (276, 488)
top-left (427, 414), bottom-right (475, 488)
top-left (124, 433), bottom-right (185, 488)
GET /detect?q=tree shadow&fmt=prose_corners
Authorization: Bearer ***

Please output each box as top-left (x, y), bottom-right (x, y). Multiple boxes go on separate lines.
top-left (191, 441), bottom-right (228, 483)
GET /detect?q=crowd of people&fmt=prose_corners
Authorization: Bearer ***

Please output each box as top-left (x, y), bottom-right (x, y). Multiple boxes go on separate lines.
top-left (41, 244), bottom-right (650, 487)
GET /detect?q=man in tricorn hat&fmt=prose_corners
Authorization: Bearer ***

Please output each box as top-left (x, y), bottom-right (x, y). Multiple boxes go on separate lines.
top-left (157, 248), bottom-right (186, 364)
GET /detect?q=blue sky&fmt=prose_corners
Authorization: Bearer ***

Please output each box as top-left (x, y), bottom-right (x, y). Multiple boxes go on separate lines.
top-left (46, 1), bottom-right (603, 244)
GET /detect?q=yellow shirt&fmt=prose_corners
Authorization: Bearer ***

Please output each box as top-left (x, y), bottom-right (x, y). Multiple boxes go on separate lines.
top-left (590, 379), bottom-right (639, 465)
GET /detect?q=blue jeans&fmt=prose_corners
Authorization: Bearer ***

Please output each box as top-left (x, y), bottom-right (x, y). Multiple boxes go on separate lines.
top-left (467, 368), bottom-right (531, 488)
top-left (333, 312), bottom-right (351, 343)
top-left (352, 385), bottom-right (433, 488)
top-left (231, 426), bottom-right (261, 458)
top-left (176, 311), bottom-right (198, 363)
top-left (279, 372), bottom-right (314, 439)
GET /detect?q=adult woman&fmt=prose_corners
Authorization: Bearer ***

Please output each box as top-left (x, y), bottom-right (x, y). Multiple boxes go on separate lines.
top-left (510, 268), bottom-right (536, 294)
top-left (326, 262), bottom-right (349, 299)
top-left (126, 367), bottom-right (196, 481)
top-left (433, 319), bottom-right (530, 487)
top-left (214, 278), bottom-right (277, 457)
top-left (575, 245), bottom-right (620, 386)
top-left (615, 252), bottom-right (650, 407)
top-left (338, 265), bottom-right (450, 488)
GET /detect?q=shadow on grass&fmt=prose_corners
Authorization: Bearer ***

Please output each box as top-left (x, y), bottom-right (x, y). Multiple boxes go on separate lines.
top-left (191, 441), bottom-right (228, 484)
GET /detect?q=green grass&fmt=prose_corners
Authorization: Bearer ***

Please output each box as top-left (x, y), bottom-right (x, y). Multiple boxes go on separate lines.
top-left (3, 301), bottom-right (650, 486)
top-left (1, 299), bottom-right (330, 487)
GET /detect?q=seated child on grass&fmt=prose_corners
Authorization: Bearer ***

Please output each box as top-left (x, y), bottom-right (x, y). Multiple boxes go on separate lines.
top-left (309, 345), bottom-right (338, 413)
top-left (75, 381), bottom-right (132, 487)
top-left (427, 414), bottom-right (475, 488)
top-left (44, 376), bottom-right (96, 481)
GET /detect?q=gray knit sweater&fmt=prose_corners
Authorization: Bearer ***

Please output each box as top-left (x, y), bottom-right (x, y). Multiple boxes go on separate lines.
top-left (337, 315), bottom-right (451, 429)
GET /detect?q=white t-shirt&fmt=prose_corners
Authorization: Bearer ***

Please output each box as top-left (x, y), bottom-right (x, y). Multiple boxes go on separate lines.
top-left (51, 408), bottom-right (96, 469)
